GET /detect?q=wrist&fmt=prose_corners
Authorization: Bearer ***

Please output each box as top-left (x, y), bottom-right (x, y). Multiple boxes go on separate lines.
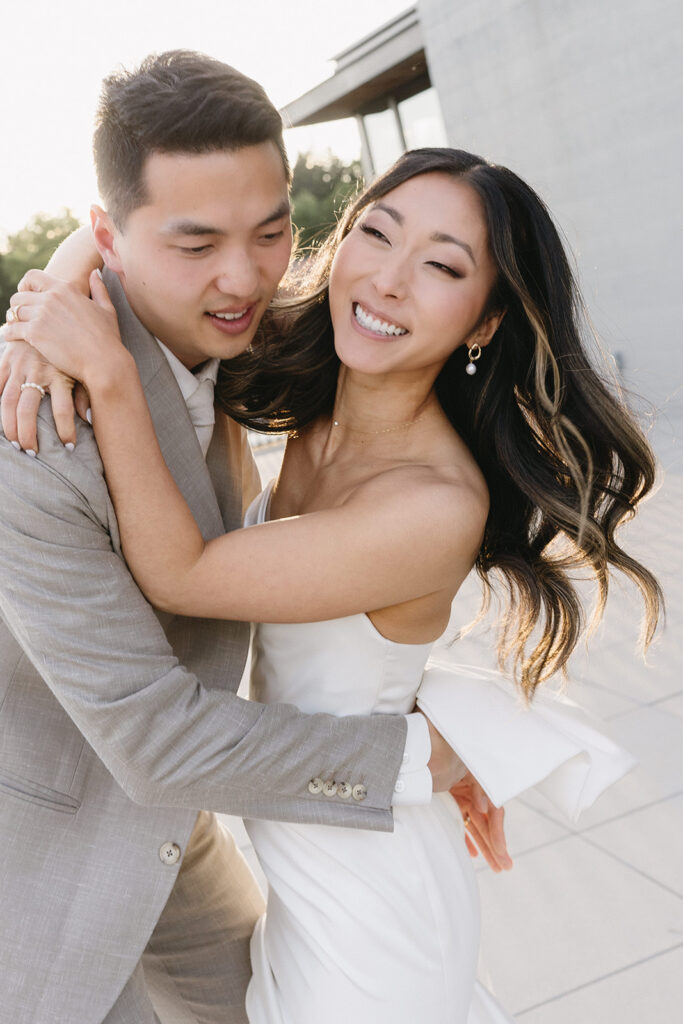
top-left (86, 348), bottom-right (137, 399)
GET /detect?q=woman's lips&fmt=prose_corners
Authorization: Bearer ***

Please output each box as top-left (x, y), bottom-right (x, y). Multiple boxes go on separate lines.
top-left (351, 301), bottom-right (408, 340)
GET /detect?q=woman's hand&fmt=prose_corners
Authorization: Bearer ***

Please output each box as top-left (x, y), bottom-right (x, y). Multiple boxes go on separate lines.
top-left (0, 339), bottom-right (89, 452)
top-left (450, 774), bottom-right (513, 872)
top-left (3, 269), bottom-right (126, 395)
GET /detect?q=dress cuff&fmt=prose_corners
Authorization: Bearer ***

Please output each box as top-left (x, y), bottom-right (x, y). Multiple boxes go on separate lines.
top-left (416, 659), bottom-right (636, 821)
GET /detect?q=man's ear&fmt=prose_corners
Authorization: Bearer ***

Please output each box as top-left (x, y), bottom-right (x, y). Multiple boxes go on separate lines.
top-left (90, 205), bottom-right (124, 274)
top-left (475, 309), bottom-right (506, 349)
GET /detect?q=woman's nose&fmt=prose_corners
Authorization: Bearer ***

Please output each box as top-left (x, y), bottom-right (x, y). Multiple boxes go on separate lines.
top-left (371, 255), bottom-right (408, 299)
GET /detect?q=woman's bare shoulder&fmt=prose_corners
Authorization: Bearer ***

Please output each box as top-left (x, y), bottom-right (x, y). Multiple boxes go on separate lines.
top-left (346, 455), bottom-right (489, 561)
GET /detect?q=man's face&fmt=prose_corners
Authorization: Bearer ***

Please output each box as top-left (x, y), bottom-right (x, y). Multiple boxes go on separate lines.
top-left (99, 143), bottom-right (292, 368)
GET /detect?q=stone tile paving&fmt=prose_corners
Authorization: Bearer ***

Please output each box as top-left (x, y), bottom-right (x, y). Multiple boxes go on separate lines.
top-left (453, 423), bottom-right (683, 1021)
top-left (222, 420), bottom-right (682, 1021)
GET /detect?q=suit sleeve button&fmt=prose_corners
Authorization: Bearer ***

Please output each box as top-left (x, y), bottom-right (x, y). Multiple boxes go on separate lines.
top-left (308, 777), bottom-right (324, 795)
top-left (159, 842), bottom-right (181, 865)
top-left (337, 782), bottom-right (352, 799)
top-left (352, 784), bottom-right (367, 802)
top-left (322, 780), bottom-right (338, 797)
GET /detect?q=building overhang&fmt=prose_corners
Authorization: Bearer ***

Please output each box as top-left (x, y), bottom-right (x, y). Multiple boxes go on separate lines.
top-left (281, 6), bottom-right (427, 126)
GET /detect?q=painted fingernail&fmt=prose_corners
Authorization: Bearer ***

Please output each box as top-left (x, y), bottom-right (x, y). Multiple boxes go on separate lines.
top-left (96, 268), bottom-right (103, 280)
top-left (86, 408), bottom-right (92, 425)
top-left (65, 441), bottom-right (75, 452)
top-left (25, 449), bottom-right (36, 458)
top-left (10, 440), bottom-right (21, 450)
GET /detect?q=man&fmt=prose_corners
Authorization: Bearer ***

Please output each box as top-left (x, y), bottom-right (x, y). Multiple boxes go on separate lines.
top-left (0, 52), bottom-right (506, 1024)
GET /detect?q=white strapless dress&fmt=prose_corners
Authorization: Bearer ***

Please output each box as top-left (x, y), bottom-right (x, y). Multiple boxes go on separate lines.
top-left (242, 482), bottom-right (635, 1023)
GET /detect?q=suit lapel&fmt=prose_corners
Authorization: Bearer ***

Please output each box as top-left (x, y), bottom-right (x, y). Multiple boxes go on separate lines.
top-left (104, 269), bottom-right (226, 542)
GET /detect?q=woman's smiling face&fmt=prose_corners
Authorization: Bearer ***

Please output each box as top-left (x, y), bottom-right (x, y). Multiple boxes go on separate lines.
top-left (328, 172), bottom-right (500, 381)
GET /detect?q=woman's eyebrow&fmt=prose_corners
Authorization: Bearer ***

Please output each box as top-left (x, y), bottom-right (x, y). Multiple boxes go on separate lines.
top-left (371, 202), bottom-right (476, 265)
top-left (373, 202), bottom-right (403, 225)
top-left (429, 232), bottom-right (476, 265)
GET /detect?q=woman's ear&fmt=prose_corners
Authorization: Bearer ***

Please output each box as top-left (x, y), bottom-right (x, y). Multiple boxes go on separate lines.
top-left (90, 205), bottom-right (124, 274)
top-left (476, 309), bottom-right (506, 349)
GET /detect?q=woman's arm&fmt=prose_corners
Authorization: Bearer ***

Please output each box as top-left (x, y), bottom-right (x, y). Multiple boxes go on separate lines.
top-left (4, 271), bottom-right (484, 625)
top-left (0, 228), bottom-right (103, 450)
top-left (44, 224), bottom-right (103, 294)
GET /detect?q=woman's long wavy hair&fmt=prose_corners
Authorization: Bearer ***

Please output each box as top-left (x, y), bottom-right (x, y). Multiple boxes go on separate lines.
top-left (217, 148), bottom-right (663, 698)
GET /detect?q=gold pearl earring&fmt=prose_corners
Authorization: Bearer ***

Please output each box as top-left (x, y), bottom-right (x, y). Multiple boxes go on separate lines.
top-left (465, 343), bottom-right (482, 376)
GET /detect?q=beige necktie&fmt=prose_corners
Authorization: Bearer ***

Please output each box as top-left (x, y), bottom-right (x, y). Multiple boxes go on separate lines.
top-left (184, 376), bottom-right (216, 457)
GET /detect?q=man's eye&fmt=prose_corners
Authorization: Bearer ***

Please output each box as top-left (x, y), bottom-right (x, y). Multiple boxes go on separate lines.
top-left (180, 245), bottom-right (211, 255)
top-left (260, 230), bottom-right (287, 243)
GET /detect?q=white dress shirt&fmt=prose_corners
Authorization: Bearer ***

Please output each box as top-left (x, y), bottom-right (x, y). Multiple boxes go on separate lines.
top-left (156, 339), bottom-right (432, 805)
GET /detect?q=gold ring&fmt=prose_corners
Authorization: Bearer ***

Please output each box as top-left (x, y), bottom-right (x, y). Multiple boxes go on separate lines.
top-left (463, 812), bottom-right (471, 827)
top-left (6, 306), bottom-right (20, 324)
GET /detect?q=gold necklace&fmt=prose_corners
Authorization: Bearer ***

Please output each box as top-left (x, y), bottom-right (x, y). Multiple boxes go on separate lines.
top-left (331, 409), bottom-right (428, 439)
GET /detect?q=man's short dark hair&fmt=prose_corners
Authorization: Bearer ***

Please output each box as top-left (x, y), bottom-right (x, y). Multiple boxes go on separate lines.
top-left (93, 50), bottom-right (291, 226)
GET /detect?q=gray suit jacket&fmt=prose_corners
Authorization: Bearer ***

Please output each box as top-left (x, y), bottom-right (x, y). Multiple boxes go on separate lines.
top-left (0, 271), bottom-right (407, 1024)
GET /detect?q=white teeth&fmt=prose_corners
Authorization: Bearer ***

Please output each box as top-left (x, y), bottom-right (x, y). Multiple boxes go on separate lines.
top-left (354, 303), bottom-right (407, 336)
top-left (212, 309), bottom-right (248, 320)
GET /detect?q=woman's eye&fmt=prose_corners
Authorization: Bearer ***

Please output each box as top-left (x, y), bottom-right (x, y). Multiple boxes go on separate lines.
top-left (359, 223), bottom-right (388, 243)
top-left (427, 261), bottom-right (462, 279)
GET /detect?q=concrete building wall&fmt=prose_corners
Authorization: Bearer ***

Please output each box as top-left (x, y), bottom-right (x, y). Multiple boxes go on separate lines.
top-left (419, 0), bottom-right (682, 422)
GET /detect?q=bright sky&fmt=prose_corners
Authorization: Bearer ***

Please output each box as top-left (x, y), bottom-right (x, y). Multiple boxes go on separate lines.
top-left (1, 0), bottom-right (408, 240)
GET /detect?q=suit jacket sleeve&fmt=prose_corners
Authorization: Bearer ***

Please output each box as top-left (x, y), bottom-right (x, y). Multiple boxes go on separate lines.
top-left (0, 425), bottom-right (406, 831)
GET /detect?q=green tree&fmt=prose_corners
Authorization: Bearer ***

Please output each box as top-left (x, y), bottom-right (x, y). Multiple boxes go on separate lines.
top-left (290, 152), bottom-right (363, 250)
top-left (0, 210), bottom-right (81, 312)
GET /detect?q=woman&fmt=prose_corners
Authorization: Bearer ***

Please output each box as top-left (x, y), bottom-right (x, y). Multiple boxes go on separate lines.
top-left (1, 149), bottom-right (661, 1022)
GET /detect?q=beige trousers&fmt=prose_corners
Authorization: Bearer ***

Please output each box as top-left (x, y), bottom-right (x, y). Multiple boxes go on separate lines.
top-left (102, 811), bottom-right (265, 1024)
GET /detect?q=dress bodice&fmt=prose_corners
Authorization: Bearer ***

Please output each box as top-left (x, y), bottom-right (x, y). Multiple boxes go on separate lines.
top-left (243, 480), bottom-right (432, 716)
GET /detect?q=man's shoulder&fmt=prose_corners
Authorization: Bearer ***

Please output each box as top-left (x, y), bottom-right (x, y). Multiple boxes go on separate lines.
top-left (0, 403), bottom-right (109, 517)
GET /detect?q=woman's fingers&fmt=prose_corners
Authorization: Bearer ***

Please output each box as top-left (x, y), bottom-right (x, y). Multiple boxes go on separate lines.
top-left (1, 367), bottom-right (23, 446)
top-left (16, 386), bottom-right (44, 455)
top-left (74, 382), bottom-right (91, 423)
top-left (0, 338), bottom-right (78, 451)
top-left (4, 274), bottom-right (121, 381)
top-left (0, 339), bottom-right (13, 395)
top-left (463, 832), bottom-right (479, 859)
top-left (89, 269), bottom-right (116, 312)
top-left (464, 809), bottom-right (505, 873)
top-left (467, 804), bottom-right (513, 872)
top-left (17, 268), bottom-right (58, 293)
top-left (0, 341), bottom-right (45, 445)
top-left (4, 291), bottom-right (42, 345)
top-left (48, 376), bottom-right (77, 448)
top-left (486, 804), bottom-right (511, 864)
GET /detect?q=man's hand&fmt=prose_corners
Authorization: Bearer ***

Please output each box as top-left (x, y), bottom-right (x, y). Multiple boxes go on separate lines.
top-left (450, 773), bottom-right (513, 872)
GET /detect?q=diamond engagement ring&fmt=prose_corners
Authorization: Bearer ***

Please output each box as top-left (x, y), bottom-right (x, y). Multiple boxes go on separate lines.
top-left (463, 812), bottom-right (471, 827)
top-left (6, 306), bottom-right (20, 324)
top-left (20, 382), bottom-right (47, 399)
